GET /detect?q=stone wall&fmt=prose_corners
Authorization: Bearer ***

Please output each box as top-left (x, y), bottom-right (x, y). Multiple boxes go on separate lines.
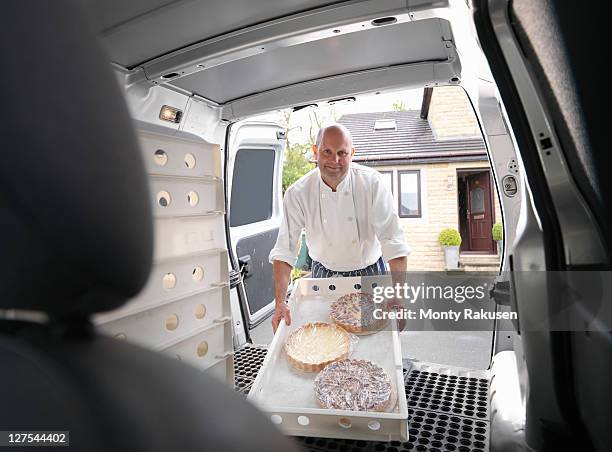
top-left (428, 86), bottom-right (480, 139)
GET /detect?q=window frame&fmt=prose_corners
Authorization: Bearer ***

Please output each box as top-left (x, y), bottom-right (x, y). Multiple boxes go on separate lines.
top-left (397, 169), bottom-right (422, 218)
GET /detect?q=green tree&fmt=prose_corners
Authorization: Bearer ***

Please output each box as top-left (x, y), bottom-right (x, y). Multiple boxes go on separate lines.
top-left (392, 100), bottom-right (407, 111)
top-left (282, 143), bottom-right (315, 193)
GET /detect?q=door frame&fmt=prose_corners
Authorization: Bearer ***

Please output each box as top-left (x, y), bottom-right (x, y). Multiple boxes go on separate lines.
top-left (456, 167), bottom-right (496, 254)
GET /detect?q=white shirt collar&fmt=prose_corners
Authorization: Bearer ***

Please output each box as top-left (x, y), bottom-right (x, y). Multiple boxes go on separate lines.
top-left (317, 165), bottom-right (352, 193)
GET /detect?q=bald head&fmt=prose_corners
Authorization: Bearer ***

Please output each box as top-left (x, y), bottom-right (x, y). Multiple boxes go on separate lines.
top-left (313, 123), bottom-right (355, 190)
top-left (315, 123), bottom-right (353, 149)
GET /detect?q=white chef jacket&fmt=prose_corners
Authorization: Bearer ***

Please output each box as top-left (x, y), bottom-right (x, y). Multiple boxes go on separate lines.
top-left (269, 163), bottom-right (410, 271)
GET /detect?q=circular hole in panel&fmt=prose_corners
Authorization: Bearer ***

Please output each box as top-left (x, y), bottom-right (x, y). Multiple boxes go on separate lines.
top-left (192, 266), bottom-right (204, 282)
top-left (329, 284), bottom-right (336, 291)
top-left (313, 285), bottom-right (319, 291)
top-left (409, 428), bottom-right (419, 436)
top-left (165, 313), bottom-right (179, 331)
top-left (474, 434), bottom-right (486, 441)
top-left (154, 149), bottom-right (168, 166)
top-left (476, 412), bottom-right (487, 418)
top-left (368, 421), bottom-right (381, 431)
top-left (475, 421), bottom-right (487, 427)
top-left (446, 446), bottom-right (456, 451)
top-left (114, 333), bottom-right (127, 340)
top-left (270, 415), bottom-right (282, 425)
top-left (451, 416), bottom-right (461, 423)
top-left (157, 190), bottom-right (171, 207)
top-left (371, 283), bottom-right (378, 288)
top-left (425, 418), bottom-right (435, 424)
top-left (459, 439), bottom-right (471, 446)
top-left (415, 410), bottom-right (425, 416)
top-left (187, 191), bottom-right (199, 207)
top-left (417, 438), bottom-right (429, 445)
top-left (195, 304), bottom-right (207, 319)
top-left (184, 153), bottom-right (196, 168)
top-left (354, 283), bottom-right (361, 290)
top-left (411, 422), bottom-right (421, 429)
top-left (196, 341), bottom-right (209, 357)
top-left (338, 418), bottom-right (352, 429)
top-left (421, 431), bottom-right (432, 438)
top-left (474, 442), bottom-right (485, 449)
top-left (163, 273), bottom-right (177, 289)
top-left (415, 447), bottom-right (427, 452)
top-left (423, 424), bottom-right (433, 431)
top-left (297, 416), bottom-right (310, 426)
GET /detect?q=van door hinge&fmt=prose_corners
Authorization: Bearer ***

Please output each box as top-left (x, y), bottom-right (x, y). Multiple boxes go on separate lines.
top-left (229, 270), bottom-right (242, 289)
top-left (489, 276), bottom-right (511, 306)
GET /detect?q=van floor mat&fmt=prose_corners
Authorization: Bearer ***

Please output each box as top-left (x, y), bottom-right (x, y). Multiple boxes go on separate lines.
top-left (233, 350), bottom-right (491, 451)
top-left (233, 344), bottom-right (268, 395)
top-left (403, 359), bottom-right (490, 421)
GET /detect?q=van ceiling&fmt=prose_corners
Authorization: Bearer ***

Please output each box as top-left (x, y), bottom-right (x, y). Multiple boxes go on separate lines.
top-left (170, 19), bottom-right (448, 104)
top-left (78, 0), bottom-right (342, 67)
top-left (78, 0), bottom-right (456, 107)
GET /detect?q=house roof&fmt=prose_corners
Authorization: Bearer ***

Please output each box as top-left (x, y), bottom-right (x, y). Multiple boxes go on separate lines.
top-left (338, 110), bottom-right (487, 164)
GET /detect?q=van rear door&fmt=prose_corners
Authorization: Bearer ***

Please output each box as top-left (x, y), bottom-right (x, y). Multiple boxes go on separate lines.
top-left (226, 120), bottom-right (286, 340)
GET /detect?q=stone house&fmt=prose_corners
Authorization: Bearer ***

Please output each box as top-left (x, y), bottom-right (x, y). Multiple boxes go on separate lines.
top-left (339, 87), bottom-right (502, 271)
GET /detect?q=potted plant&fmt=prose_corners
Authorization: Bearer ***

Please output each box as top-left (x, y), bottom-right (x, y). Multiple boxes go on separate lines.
top-left (438, 228), bottom-right (462, 270)
top-left (492, 223), bottom-right (503, 255)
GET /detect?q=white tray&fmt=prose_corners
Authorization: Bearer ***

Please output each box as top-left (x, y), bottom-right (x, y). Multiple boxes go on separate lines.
top-left (248, 276), bottom-right (408, 441)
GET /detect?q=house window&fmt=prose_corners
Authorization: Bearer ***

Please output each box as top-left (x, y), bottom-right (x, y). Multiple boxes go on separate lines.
top-left (378, 170), bottom-right (394, 196)
top-left (398, 170), bottom-right (421, 218)
top-left (230, 148), bottom-right (275, 227)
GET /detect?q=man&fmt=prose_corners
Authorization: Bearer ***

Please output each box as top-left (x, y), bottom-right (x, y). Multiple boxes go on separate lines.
top-left (269, 123), bottom-right (410, 331)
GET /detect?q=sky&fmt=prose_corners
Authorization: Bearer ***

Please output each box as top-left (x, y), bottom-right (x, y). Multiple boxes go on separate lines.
top-left (286, 88), bottom-right (424, 146)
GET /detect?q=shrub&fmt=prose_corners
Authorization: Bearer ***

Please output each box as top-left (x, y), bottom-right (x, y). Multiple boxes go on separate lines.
top-left (492, 223), bottom-right (503, 241)
top-left (438, 228), bottom-right (462, 247)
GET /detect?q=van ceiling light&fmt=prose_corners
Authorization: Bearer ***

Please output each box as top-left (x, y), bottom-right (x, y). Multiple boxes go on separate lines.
top-left (371, 16), bottom-right (397, 26)
top-left (159, 105), bottom-right (183, 124)
top-left (374, 119), bottom-right (396, 131)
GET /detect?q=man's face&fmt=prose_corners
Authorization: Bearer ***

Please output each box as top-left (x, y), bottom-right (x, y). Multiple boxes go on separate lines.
top-left (315, 127), bottom-right (354, 186)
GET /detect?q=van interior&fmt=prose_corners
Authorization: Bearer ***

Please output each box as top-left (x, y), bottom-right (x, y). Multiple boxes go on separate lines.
top-left (1, 1), bottom-right (610, 451)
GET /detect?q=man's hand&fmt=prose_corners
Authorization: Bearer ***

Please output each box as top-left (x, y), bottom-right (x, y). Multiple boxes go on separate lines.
top-left (387, 298), bottom-right (406, 332)
top-left (272, 302), bottom-right (291, 333)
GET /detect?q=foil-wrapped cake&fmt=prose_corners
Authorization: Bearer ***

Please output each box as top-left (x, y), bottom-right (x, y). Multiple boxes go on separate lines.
top-left (285, 322), bottom-right (351, 372)
top-left (314, 359), bottom-right (393, 412)
top-left (330, 292), bottom-right (385, 333)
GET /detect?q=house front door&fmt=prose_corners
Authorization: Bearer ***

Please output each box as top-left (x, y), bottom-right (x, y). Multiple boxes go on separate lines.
top-left (466, 171), bottom-right (494, 252)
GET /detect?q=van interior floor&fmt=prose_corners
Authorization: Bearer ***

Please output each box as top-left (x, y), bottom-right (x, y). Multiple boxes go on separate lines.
top-left (235, 345), bottom-right (491, 452)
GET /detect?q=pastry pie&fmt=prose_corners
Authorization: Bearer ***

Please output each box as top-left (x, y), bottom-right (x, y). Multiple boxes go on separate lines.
top-left (314, 359), bottom-right (393, 412)
top-left (330, 292), bottom-right (384, 333)
top-left (285, 322), bottom-right (351, 372)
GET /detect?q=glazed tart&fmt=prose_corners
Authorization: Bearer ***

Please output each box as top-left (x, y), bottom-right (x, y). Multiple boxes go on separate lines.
top-left (285, 322), bottom-right (351, 372)
top-left (314, 359), bottom-right (393, 412)
top-left (330, 292), bottom-right (384, 333)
